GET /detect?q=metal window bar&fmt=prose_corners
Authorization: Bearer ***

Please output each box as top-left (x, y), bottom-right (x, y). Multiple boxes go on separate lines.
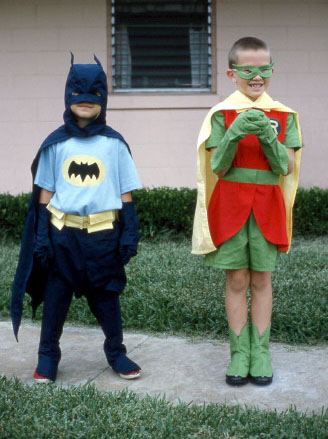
top-left (111, 0), bottom-right (212, 91)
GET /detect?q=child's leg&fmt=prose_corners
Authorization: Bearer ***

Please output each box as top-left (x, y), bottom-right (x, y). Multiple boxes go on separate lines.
top-left (249, 270), bottom-right (273, 385)
top-left (37, 274), bottom-right (73, 381)
top-left (225, 268), bottom-right (251, 385)
top-left (250, 270), bottom-right (272, 335)
top-left (225, 268), bottom-right (250, 335)
top-left (85, 290), bottom-right (140, 376)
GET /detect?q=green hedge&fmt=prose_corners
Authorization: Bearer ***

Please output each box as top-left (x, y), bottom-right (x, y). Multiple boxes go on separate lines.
top-left (0, 193), bottom-right (30, 241)
top-left (133, 187), bottom-right (196, 237)
top-left (293, 187), bottom-right (328, 236)
top-left (0, 186), bottom-right (327, 241)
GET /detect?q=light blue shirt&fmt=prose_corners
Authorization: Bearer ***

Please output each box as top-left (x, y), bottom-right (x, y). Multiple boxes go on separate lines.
top-left (34, 135), bottom-right (141, 216)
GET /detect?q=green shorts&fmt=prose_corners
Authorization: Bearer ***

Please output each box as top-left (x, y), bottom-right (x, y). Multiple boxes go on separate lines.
top-left (205, 212), bottom-right (280, 272)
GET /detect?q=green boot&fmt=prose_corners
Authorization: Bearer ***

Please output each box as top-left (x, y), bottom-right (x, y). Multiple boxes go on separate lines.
top-left (226, 322), bottom-right (250, 386)
top-left (249, 323), bottom-right (273, 386)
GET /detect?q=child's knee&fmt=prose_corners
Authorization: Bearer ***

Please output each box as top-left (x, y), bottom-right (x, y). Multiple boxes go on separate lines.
top-left (226, 269), bottom-right (249, 293)
top-left (250, 271), bottom-right (271, 292)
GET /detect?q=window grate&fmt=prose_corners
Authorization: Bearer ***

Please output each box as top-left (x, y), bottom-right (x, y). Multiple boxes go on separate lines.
top-left (111, 0), bottom-right (212, 91)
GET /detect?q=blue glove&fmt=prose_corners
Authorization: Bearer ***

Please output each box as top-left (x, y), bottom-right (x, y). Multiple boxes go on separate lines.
top-left (33, 203), bottom-right (53, 270)
top-left (118, 202), bottom-right (140, 265)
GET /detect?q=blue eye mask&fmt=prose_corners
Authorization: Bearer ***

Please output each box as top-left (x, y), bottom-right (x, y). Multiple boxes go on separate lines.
top-left (232, 62), bottom-right (274, 79)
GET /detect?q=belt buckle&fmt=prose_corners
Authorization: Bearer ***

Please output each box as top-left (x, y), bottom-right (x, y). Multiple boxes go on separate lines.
top-left (82, 216), bottom-right (90, 229)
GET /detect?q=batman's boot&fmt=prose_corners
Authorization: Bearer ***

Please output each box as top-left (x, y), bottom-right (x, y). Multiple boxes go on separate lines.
top-left (36, 276), bottom-right (73, 382)
top-left (86, 290), bottom-right (141, 377)
top-left (249, 323), bottom-right (273, 386)
top-left (226, 322), bottom-right (250, 386)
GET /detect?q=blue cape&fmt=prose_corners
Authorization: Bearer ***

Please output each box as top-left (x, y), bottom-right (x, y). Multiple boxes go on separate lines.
top-left (11, 55), bottom-right (130, 340)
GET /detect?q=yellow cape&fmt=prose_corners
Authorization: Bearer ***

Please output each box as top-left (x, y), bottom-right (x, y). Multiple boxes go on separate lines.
top-left (191, 90), bottom-right (302, 255)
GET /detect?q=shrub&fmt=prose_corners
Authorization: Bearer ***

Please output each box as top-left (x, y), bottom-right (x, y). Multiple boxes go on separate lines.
top-left (0, 193), bottom-right (30, 241)
top-left (133, 187), bottom-right (197, 237)
top-left (0, 186), bottom-right (327, 241)
top-left (293, 187), bottom-right (328, 236)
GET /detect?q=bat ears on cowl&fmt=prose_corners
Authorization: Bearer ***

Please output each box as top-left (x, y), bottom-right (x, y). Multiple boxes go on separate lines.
top-left (93, 54), bottom-right (103, 67)
top-left (69, 51), bottom-right (103, 68)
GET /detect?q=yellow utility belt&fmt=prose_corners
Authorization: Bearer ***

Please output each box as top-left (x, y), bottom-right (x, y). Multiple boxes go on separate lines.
top-left (47, 204), bottom-right (118, 234)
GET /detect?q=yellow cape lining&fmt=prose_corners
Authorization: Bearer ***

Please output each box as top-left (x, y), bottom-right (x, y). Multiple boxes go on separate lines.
top-left (191, 91), bottom-right (302, 255)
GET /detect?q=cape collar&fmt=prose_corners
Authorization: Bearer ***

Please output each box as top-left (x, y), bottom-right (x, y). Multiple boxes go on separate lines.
top-left (197, 91), bottom-right (296, 148)
top-left (213, 90), bottom-right (293, 113)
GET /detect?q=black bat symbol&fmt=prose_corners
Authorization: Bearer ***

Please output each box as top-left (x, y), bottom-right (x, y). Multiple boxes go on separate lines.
top-left (68, 161), bottom-right (100, 182)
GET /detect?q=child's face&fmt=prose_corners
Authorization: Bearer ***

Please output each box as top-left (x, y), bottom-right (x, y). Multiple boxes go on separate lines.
top-left (226, 49), bottom-right (273, 101)
top-left (70, 95), bottom-right (101, 127)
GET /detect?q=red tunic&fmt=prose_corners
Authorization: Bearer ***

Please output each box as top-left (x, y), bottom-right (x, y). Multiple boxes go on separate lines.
top-left (207, 110), bottom-right (289, 251)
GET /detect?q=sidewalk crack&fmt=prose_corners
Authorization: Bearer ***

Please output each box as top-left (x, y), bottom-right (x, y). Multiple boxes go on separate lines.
top-left (127, 335), bottom-right (150, 355)
top-left (88, 336), bottom-right (149, 383)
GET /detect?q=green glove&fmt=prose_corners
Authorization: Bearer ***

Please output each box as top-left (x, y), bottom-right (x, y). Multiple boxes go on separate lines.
top-left (211, 111), bottom-right (250, 174)
top-left (243, 109), bottom-right (269, 134)
top-left (243, 109), bottom-right (290, 175)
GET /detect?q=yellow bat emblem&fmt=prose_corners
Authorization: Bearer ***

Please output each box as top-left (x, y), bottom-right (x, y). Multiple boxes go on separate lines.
top-left (62, 155), bottom-right (106, 187)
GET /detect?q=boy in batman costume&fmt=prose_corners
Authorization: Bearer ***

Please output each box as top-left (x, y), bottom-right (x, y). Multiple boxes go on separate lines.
top-left (11, 54), bottom-right (142, 382)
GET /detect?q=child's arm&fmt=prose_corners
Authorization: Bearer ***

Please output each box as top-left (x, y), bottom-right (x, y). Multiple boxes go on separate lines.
top-left (121, 191), bottom-right (132, 203)
top-left (118, 192), bottom-right (140, 265)
top-left (210, 112), bottom-right (250, 175)
top-left (283, 113), bottom-right (301, 175)
top-left (243, 109), bottom-right (290, 175)
top-left (33, 188), bottom-right (55, 269)
top-left (286, 148), bottom-right (295, 175)
top-left (116, 140), bottom-right (142, 264)
top-left (209, 148), bottom-right (228, 177)
top-left (39, 188), bottom-right (54, 204)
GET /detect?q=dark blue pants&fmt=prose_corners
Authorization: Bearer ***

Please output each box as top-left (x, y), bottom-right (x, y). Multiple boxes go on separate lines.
top-left (36, 225), bottom-right (140, 381)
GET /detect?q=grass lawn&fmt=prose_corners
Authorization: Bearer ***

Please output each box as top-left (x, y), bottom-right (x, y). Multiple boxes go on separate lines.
top-left (1, 235), bottom-right (327, 344)
top-left (0, 377), bottom-right (327, 439)
top-left (0, 236), bottom-right (327, 438)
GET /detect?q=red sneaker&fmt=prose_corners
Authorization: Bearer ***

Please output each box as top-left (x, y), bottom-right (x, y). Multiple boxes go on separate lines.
top-left (119, 370), bottom-right (141, 380)
top-left (33, 370), bottom-right (52, 383)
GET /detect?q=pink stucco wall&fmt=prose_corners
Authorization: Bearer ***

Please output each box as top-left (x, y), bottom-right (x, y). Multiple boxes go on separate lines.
top-left (0, 0), bottom-right (327, 194)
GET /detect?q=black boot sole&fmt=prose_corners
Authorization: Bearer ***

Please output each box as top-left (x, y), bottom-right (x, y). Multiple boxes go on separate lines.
top-left (249, 375), bottom-right (273, 386)
top-left (226, 375), bottom-right (249, 386)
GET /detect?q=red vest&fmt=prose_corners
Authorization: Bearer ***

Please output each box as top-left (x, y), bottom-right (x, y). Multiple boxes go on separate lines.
top-left (208, 110), bottom-right (289, 251)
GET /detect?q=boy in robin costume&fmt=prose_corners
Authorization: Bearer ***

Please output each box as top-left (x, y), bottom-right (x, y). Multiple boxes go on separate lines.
top-left (192, 37), bottom-right (302, 385)
top-left (11, 54), bottom-right (142, 383)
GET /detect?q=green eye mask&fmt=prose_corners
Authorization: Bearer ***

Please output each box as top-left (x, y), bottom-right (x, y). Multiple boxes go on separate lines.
top-left (232, 62), bottom-right (274, 79)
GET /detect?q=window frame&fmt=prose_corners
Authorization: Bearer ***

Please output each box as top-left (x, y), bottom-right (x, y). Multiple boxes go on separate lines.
top-left (106, 0), bottom-right (217, 94)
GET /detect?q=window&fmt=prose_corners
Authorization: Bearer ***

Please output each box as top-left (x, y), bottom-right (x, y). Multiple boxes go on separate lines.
top-left (110, 0), bottom-right (213, 92)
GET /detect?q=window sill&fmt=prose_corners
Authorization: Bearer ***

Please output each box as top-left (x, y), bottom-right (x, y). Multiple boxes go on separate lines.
top-left (107, 91), bottom-right (220, 110)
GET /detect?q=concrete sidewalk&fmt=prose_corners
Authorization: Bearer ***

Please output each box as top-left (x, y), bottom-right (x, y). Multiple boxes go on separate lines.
top-left (1, 320), bottom-right (327, 414)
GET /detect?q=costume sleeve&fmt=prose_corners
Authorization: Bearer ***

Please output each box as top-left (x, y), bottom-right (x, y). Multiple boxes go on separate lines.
top-left (34, 146), bottom-right (56, 192)
top-left (205, 112), bottom-right (226, 150)
top-left (284, 113), bottom-right (302, 149)
top-left (118, 141), bottom-right (142, 194)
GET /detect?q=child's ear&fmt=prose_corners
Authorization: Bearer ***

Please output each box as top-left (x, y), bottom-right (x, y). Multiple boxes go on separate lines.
top-left (226, 69), bottom-right (237, 83)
